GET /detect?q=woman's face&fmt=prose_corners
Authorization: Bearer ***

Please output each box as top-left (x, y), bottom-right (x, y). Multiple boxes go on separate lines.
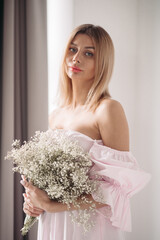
top-left (65, 34), bottom-right (95, 83)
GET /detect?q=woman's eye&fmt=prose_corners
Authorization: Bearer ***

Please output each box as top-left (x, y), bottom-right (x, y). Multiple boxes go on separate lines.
top-left (85, 52), bottom-right (94, 57)
top-left (69, 47), bottom-right (77, 53)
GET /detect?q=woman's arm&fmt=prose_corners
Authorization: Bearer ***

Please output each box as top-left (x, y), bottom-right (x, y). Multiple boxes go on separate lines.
top-left (21, 177), bottom-right (106, 217)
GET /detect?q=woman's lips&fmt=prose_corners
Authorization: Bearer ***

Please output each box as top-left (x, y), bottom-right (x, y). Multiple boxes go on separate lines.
top-left (69, 66), bottom-right (82, 72)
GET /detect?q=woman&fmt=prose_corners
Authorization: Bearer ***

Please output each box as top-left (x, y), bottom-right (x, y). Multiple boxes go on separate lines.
top-left (21, 24), bottom-right (150, 240)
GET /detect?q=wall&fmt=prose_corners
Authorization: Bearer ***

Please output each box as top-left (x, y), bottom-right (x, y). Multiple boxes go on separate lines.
top-left (47, 0), bottom-right (159, 239)
top-left (133, 0), bottom-right (160, 239)
top-left (74, 0), bottom-right (159, 239)
top-left (74, 0), bottom-right (137, 150)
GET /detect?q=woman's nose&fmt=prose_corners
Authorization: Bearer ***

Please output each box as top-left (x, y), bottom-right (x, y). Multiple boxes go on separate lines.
top-left (72, 52), bottom-right (80, 63)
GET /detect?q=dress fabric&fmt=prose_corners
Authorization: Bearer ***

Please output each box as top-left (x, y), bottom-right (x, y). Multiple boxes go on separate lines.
top-left (37, 129), bottom-right (151, 240)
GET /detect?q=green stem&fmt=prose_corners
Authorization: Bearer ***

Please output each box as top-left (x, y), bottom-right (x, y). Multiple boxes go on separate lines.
top-left (21, 215), bottom-right (38, 236)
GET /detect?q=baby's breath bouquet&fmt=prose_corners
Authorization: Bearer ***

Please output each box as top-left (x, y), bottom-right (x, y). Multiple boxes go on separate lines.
top-left (5, 129), bottom-right (98, 236)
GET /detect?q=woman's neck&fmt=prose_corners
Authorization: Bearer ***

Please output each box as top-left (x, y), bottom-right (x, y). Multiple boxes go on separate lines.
top-left (72, 80), bottom-right (93, 107)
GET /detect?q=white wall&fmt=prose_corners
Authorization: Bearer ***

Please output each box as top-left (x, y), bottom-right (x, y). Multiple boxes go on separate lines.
top-left (133, 1), bottom-right (160, 239)
top-left (74, 0), bottom-right (137, 151)
top-left (74, 0), bottom-right (159, 240)
top-left (47, 0), bottom-right (159, 239)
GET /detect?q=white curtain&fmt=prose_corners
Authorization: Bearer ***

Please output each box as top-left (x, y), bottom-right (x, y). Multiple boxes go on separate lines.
top-left (47, 0), bottom-right (74, 114)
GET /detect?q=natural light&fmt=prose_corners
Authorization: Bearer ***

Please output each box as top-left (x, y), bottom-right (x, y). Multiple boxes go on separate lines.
top-left (47, 0), bottom-right (74, 114)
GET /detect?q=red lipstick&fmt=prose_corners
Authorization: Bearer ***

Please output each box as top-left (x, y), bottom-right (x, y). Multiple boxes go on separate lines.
top-left (69, 66), bottom-right (82, 72)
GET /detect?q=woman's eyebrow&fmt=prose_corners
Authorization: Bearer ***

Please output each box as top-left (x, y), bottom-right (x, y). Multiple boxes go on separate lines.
top-left (71, 42), bottom-right (77, 46)
top-left (85, 46), bottom-right (95, 50)
top-left (71, 42), bottom-right (95, 50)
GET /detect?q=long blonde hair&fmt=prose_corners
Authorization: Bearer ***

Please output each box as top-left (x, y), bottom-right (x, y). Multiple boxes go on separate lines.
top-left (58, 24), bottom-right (114, 111)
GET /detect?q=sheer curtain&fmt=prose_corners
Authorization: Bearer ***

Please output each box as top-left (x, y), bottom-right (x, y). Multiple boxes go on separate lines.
top-left (0, 1), bottom-right (48, 240)
top-left (47, 0), bottom-right (74, 114)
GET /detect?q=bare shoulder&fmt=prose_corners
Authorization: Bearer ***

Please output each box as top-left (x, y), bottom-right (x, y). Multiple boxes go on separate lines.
top-left (95, 98), bottom-right (129, 151)
top-left (96, 98), bottom-right (124, 114)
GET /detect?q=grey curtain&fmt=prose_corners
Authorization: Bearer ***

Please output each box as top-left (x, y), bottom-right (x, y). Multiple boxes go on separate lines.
top-left (0, 0), bottom-right (48, 240)
top-left (14, 0), bottom-right (28, 239)
top-left (0, 1), bottom-right (4, 153)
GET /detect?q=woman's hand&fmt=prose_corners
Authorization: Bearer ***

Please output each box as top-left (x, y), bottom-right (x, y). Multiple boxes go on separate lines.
top-left (23, 193), bottom-right (44, 217)
top-left (21, 176), bottom-right (107, 215)
top-left (20, 176), bottom-right (51, 214)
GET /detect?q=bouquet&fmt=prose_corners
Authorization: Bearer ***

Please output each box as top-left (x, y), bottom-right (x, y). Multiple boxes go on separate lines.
top-left (5, 129), bottom-right (99, 235)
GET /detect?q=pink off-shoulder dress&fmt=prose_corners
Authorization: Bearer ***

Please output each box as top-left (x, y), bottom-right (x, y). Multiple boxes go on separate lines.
top-left (37, 129), bottom-right (151, 240)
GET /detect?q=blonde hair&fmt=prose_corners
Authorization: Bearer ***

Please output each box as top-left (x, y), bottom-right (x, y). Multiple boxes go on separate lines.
top-left (58, 24), bottom-right (114, 111)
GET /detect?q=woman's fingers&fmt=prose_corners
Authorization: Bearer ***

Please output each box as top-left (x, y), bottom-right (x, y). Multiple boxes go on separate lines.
top-left (20, 179), bottom-right (34, 190)
top-left (20, 175), bottom-right (35, 190)
top-left (23, 207), bottom-right (40, 217)
top-left (23, 194), bottom-right (44, 212)
top-left (23, 202), bottom-right (44, 217)
top-left (21, 175), bottom-right (26, 181)
top-left (20, 176), bottom-right (50, 210)
top-left (26, 200), bottom-right (44, 212)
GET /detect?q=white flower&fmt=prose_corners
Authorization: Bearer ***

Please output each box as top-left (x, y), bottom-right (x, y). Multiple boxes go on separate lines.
top-left (5, 129), bottom-right (99, 236)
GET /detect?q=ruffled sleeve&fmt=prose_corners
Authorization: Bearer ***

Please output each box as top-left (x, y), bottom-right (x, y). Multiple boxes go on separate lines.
top-left (89, 141), bottom-right (151, 232)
